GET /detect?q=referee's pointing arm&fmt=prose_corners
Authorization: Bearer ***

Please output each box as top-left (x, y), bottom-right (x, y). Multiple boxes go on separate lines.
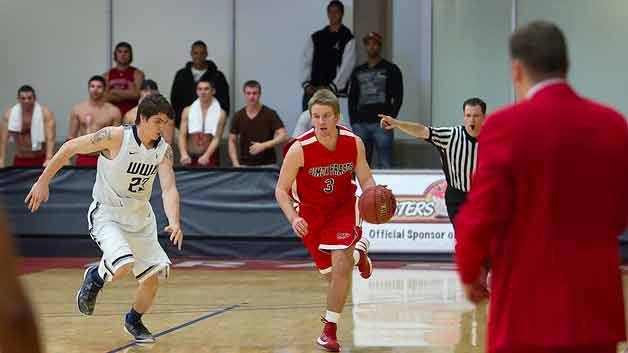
top-left (379, 114), bottom-right (429, 140)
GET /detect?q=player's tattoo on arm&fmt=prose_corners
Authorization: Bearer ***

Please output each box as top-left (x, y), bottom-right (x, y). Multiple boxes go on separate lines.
top-left (165, 145), bottom-right (174, 161)
top-left (90, 127), bottom-right (112, 145)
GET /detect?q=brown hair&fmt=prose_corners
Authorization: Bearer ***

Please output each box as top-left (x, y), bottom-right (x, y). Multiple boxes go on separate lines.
top-left (136, 94), bottom-right (174, 124)
top-left (242, 80), bottom-right (261, 93)
top-left (509, 20), bottom-right (569, 81)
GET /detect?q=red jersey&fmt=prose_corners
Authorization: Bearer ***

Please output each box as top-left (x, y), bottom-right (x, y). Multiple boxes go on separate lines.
top-left (293, 126), bottom-right (357, 208)
top-left (107, 66), bottom-right (137, 115)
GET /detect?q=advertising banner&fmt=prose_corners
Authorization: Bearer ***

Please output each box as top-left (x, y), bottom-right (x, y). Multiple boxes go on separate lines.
top-left (364, 170), bottom-right (455, 253)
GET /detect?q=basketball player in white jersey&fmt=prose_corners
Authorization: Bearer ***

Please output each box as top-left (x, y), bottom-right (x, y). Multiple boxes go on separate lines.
top-left (25, 94), bottom-right (182, 344)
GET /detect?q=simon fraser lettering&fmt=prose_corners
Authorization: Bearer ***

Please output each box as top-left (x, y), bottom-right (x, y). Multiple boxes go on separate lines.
top-left (308, 162), bottom-right (354, 177)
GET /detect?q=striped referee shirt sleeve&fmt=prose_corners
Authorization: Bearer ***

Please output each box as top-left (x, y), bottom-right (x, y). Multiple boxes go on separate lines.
top-left (426, 126), bottom-right (453, 150)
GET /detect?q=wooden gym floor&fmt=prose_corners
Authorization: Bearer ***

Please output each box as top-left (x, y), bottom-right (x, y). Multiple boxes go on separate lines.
top-left (18, 258), bottom-right (628, 353)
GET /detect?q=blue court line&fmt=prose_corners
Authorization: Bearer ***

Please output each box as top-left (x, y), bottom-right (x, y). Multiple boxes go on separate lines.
top-left (106, 304), bottom-right (240, 353)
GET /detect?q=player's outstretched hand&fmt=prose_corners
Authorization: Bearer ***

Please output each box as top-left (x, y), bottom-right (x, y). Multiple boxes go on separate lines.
top-left (291, 217), bottom-right (309, 238)
top-left (165, 224), bottom-right (183, 250)
top-left (24, 181), bottom-right (49, 213)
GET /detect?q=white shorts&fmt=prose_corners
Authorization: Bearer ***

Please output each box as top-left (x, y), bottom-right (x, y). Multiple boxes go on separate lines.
top-left (88, 200), bottom-right (170, 282)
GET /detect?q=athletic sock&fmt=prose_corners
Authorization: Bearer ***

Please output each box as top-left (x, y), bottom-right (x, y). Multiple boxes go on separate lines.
top-left (325, 310), bottom-right (340, 324)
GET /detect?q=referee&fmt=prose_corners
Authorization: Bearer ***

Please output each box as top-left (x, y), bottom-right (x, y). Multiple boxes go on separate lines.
top-left (379, 97), bottom-right (487, 224)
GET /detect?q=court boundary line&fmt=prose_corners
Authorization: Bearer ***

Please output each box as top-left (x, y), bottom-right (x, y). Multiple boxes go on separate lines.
top-left (106, 304), bottom-right (240, 353)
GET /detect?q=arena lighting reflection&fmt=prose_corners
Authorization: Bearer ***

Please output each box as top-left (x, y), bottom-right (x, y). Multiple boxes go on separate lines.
top-left (351, 268), bottom-right (487, 351)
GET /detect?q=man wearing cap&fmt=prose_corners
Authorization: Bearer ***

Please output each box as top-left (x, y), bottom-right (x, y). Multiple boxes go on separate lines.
top-left (348, 32), bottom-right (403, 168)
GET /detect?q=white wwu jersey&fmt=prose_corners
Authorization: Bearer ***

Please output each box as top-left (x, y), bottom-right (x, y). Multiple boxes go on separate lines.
top-left (88, 125), bottom-right (171, 282)
top-left (93, 125), bottom-right (168, 211)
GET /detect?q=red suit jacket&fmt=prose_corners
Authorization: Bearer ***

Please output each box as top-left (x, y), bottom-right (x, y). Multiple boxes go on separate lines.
top-left (455, 82), bottom-right (628, 352)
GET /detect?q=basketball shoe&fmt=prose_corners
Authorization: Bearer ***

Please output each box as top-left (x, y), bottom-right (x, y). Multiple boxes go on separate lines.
top-left (124, 314), bottom-right (156, 344)
top-left (317, 318), bottom-right (340, 352)
top-left (76, 265), bottom-right (102, 315)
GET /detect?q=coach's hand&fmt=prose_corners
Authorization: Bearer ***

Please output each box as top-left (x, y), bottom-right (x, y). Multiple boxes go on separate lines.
top-left (25, 181), bottom-right (49, 213)
top-left (463, 279), bottom-right (489, 304)
top-left (165, 224), bottom-right (183, 250)
top-left (291, 217), bottom-right (309, 238)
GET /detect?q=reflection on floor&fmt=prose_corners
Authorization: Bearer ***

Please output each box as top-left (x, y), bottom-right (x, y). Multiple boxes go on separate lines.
top-left (352, 268), bottom-right (486, 352)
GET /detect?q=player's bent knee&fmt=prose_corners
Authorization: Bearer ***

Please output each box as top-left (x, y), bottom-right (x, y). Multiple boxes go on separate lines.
top-left (113, 263), bottom-right (134, 279)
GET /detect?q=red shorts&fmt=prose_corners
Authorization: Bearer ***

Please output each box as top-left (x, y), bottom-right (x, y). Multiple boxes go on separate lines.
top-left (75, 154), bottom-right (99, 167)
top-left (298, 197), bottom-right (362, 274)
top-left (13, 155), bottom-right (45, 167)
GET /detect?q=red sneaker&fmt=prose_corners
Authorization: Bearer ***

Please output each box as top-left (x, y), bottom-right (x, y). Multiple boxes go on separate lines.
top-left (317, 318), bottom-right (340, 352)
top-left (355, 238), bottom-right (373, 279)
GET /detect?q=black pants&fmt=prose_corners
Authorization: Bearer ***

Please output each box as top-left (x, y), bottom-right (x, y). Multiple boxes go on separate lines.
top-left (445, 187), bottom-right (468, 227)
top-left (447, 186), bottom-right (491, 271)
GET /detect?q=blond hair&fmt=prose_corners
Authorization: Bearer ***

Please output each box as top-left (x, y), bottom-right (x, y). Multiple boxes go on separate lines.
top-left (307, 89), bottom-right (340, 115)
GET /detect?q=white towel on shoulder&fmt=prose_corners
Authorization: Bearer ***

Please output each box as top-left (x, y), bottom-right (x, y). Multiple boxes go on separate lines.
top-left (8, 103), bottom-right (45, 151)
top-left (187, 98), bottom-right (221, 135)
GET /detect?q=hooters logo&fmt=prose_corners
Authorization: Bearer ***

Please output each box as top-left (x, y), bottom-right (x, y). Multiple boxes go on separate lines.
top-left (389, 180), bottom-right (450, 223)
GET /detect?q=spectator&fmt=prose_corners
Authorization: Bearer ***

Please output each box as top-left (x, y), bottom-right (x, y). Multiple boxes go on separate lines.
top-left (178, 79), bottom-right (226, 168)
top-left (228, 80), bottom-right (288, 167)
top-left (171, 40), bottom-right (230, 128)
top-left (349, 32), bottom-right (403, 168)
top-left (124, 79), bottom-right (175, 144)
top-left (0, 85), bottom-right (55, 167)
top-left (68, 75), bottom-right (122, 167)
top-left (104, 42), bottom-right (145, 117)
top-left (301, 0), bottom-right (355, 110)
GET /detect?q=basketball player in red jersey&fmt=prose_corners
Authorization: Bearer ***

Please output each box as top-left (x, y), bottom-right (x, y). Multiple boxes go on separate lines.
top-left (276, 89), bottom-right (375, 352)
top-left (105, 42), bottom-right (145, 117)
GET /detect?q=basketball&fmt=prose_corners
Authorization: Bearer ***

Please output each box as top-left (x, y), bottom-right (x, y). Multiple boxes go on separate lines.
top-left (359, 185), bottom-right (397, 224)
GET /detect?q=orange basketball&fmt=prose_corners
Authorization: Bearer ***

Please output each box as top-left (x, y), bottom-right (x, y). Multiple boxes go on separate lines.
top-left (359, 185), bottom-right (397, 224)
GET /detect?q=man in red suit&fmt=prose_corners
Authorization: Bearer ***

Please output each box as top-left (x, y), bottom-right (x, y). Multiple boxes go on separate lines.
top-left (455, 20), bottom-right (628, 353)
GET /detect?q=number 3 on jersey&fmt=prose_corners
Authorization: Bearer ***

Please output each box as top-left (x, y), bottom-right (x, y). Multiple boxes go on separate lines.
top-left (128, 177), bottom-right (149, 193)
top-left (323, 178), bottom-right (334, 193)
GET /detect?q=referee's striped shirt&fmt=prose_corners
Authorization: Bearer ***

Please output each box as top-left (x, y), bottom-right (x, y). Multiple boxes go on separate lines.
top-left (426, 125), bottom-right (478, 192)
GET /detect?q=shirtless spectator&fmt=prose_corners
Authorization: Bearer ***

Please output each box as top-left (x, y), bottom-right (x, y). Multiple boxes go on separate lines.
top-left (104, 42), bottom-right (145, 117)
top-left (178, 79), bottom-right (226, 168)
top-left (0, 85), bottom-right (55, 168)
top-left (124, 80), bottom-right (174, 144)
top-left (68, 75), bottom-right (122, 166)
